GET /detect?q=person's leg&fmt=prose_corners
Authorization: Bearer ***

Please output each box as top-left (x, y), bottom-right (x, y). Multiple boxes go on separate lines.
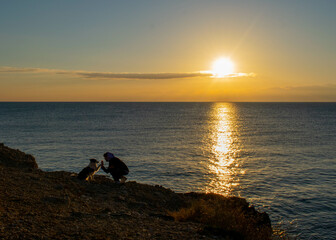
top-left (119, 169), bottom-right (128, 183)
top-left (110, 169), bottom-right (122, 182)
top-left (120, 175), bottom-right (127, 183)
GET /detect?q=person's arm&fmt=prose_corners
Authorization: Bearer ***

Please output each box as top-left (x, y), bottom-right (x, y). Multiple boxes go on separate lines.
top-left (101, 161), bottom-right (109, 173)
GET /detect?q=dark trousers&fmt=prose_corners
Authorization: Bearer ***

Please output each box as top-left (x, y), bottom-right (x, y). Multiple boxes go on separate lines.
top-left (109, 168), bottom-right (128, 182)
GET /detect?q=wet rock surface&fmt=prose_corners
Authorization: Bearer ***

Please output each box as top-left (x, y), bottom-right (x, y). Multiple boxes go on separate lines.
top-left (0, 144), bottom-right (272, 239)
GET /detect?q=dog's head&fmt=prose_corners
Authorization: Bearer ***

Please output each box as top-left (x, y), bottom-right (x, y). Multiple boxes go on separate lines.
top-left (89, 159), bottom-right (99, 169)
top-left (90, 159), bottom-right (99, 163)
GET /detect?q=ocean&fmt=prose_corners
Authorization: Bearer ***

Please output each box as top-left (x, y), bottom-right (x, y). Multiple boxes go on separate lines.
top-left (0, 102), bottom-right (335, 239)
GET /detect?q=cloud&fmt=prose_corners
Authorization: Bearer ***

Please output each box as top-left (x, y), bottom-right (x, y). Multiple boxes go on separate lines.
top-left (77, 72), bottom-right (212, 79)
top-left (0, 66), bottom-right (254, 80)
top-left (0, 66), bottom-right (55, 73)
top-left (262, 84), bottom-right (336, 101)
top-left (0, 66), bottom-right (69, 74)
top-left (219, 72), bottom-right (256, 78)
top-left (268, 84), bottom-right (336, 92)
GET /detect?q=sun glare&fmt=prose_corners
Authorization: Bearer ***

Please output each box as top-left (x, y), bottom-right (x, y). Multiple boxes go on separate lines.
top-left (211, 58), bottom-right (235, 77)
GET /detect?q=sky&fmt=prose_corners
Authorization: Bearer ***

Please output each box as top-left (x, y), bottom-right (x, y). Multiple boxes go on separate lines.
top-left (0, 0), bottom-right (335, 102)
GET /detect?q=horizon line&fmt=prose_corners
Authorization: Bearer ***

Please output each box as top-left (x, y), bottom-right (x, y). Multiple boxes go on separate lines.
top-left (1, 101), bottom-right (335, 103)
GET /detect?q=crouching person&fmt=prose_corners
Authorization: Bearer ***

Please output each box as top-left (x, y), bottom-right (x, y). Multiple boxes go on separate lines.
top-left (101, 152), bottom-right (129, 183)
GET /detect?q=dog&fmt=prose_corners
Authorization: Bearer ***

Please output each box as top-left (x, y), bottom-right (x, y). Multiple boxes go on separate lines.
top-left (77, 159), bottom-right (101, 181)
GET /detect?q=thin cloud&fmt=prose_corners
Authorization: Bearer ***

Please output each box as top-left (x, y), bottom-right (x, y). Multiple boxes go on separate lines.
top-left (77, 72), bottom-right (212, 79)
top-left (263, 84), bottom-right (336, 101)
top-left (268, 84), bottom-right (336, 92)
top-left (217, 72), bottom-right (256, 78)
top-left (0, 66), bottom-right (68, 74)
top-left (0, 66), bottom-right (254, 80)
top-left (0, 66), bottom-right (54, 73)
top-left (201, 70), bottom-right (256, 78)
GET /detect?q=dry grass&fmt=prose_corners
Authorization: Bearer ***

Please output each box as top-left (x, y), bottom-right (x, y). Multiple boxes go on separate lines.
top-left (169, 193), bottom-right (272, 240)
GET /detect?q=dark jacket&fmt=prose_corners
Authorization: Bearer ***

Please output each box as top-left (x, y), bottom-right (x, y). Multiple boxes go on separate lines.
top-left (102, 157), bottom-right (129, 173)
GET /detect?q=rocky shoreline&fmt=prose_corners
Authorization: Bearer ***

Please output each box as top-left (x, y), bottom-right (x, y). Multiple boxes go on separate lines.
top-left (0, 143), bottom-right (272, 240)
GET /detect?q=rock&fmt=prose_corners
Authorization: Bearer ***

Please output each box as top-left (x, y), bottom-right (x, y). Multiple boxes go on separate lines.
top-left (117, 195), bottom-right (126, 201)
top-left (42, 196), bottom-right (67, 205)
top-left (0, 143), bottom-right (38, 169)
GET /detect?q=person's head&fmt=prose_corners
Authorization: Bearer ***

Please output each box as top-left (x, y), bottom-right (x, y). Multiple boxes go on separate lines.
top-left (103, 152), bottom-right (114, 161)
top-left (90, 159), bottom-right (99, 163)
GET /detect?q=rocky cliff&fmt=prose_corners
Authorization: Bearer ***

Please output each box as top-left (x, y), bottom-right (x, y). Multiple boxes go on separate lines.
top-left (0, 144), bottom-right (272, 240)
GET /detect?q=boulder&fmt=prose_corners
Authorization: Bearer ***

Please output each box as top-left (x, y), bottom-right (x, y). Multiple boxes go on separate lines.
top-left (0, 143), bottom-right (38, 169)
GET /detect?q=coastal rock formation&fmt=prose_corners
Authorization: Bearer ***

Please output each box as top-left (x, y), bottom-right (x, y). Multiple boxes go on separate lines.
top-left (0, 144), bottom-right (272, 240)
top-left (0, 143), bottom-right (38, 169)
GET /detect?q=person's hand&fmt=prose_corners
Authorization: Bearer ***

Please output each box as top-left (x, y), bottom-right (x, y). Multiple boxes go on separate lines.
top-left (101, 160), bottom-right (104, 166)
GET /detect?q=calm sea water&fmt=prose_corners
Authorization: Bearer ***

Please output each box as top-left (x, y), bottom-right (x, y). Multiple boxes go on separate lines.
top-left (0, 102), bottom-right (335, 239)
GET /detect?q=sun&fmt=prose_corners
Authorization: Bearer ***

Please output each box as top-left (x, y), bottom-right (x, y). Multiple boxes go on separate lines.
top-left (211, 58), bottom-right (235, 77)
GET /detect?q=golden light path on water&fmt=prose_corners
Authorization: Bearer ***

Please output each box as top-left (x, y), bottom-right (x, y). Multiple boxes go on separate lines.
top-left (205, 103), bottom-right (242, 195)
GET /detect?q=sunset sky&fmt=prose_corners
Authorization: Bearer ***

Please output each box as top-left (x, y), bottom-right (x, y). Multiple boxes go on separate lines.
top-left (1, 0), bottom-right (335, 101)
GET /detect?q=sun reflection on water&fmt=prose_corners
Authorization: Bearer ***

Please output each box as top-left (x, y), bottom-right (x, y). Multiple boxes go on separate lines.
top-left (205, 103), bottom-right (241, 195)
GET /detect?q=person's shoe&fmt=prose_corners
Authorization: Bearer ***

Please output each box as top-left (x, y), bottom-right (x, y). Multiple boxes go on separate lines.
top-left (120, 176), bottom-right (127, 184)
